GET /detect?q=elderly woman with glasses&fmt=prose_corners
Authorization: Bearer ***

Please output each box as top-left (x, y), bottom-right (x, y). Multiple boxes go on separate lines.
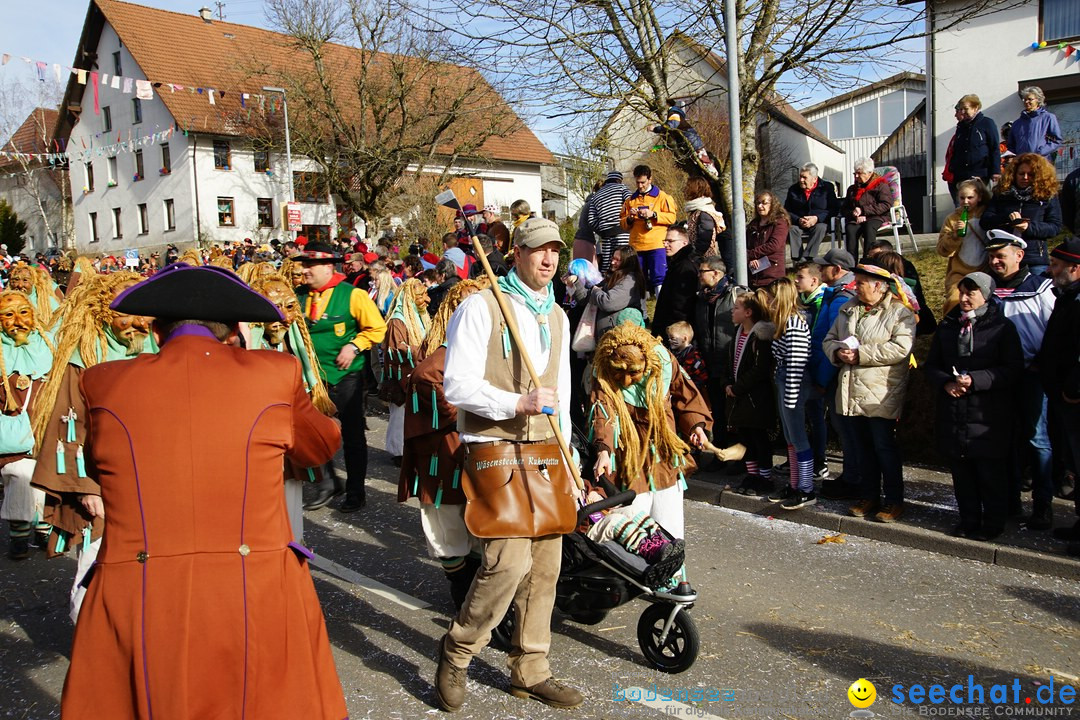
top-left (981, 152), bottom-right (1062, 277)
top-left (1006, 86), bottom-right (1063, 158)
top-left (841, 158), bottom-right (894, 259)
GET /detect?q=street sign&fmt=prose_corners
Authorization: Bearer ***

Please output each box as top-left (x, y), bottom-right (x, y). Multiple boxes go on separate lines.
top-left (124, 249), bottom-right (139, 268)
top-left (286, 202), bottom-right (302, 232)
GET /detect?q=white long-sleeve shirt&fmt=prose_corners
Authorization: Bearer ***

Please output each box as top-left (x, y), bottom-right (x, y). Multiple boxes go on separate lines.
top-left (444, 287), bottom-right (572, 444)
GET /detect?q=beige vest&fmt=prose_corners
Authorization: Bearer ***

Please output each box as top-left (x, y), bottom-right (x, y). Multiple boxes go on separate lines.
top-left (457, 289), bottom-right (565, 441)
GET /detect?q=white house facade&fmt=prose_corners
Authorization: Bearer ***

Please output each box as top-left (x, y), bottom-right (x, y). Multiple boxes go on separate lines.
top-left (802, 72), bottom-right (926, 186)
top-left (59, 0), bottom-right (553, 255)
top-left (925, 0), bottom-right (1080, 226)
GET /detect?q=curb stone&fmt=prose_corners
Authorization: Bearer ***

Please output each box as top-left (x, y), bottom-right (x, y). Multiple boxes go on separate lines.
top-left (686, 477), bottom-right (1080, 581)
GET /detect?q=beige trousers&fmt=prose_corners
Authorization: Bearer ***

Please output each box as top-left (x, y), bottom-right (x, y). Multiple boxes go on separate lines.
top-left (444, 535), bottom-right (561, 687)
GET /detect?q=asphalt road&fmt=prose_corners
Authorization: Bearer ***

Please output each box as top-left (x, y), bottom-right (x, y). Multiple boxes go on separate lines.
top-left (1, 413), bottom-right (1078, 719)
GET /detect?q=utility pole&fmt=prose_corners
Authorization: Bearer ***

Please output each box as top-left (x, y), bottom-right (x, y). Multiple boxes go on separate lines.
top-left (725, 0), bottom-right (748, 287)
top-left (214, 2), bottom-right (226, 20)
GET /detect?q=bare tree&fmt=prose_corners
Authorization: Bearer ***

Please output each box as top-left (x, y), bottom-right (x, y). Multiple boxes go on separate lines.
top-left (0, 77), bottom-right (71, 251)
top-left (415, 0), bottom-right (1011, 217)
top-left (254, 0), bottom-right (525, 223)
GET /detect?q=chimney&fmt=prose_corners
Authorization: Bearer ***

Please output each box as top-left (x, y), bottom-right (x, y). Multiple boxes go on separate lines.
top-left (198, 6), bottom-right (212, 22)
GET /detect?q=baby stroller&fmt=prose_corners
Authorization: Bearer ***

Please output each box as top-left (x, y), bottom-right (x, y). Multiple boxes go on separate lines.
top-left (490, 423), bottom-right (700, 673)
top-left (554, 475), bottom-right (700, 673)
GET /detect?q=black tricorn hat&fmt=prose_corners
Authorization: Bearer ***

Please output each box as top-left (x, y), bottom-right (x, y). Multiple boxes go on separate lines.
top-left (111, 263), bottom-right (284, 323)
top-left (292, 242), bottom-right (342, 262)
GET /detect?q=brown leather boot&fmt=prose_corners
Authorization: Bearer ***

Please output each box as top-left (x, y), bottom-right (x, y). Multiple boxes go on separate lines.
top-left (434, 636), bottom-right (466, 712)
top-left (510, 677), bottom-right (584, 709)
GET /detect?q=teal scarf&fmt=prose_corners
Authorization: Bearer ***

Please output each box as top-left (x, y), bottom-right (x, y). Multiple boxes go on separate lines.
top-left (0, 331), bottom-right (54, 378)
top-left (69, 327), bottom-right (159, 369)
top-left (249, 323), bottom-right (322, 395)
top-left (498, 270), bottom-right (555, 350)
top-left (619, 344), bottom-right (672, 408)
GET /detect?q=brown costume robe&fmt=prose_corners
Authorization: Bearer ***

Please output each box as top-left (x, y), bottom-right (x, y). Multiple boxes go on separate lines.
top-left (380, 317), bottom-right (421, 405)
top-left (398, 345), bottom-right (465, 505)
top-left (31, 364), bottom-right (99, 551)
top-left (590, 348), bottom-right (712, 495)
top-left (61, 333), bottom-right (346, 720)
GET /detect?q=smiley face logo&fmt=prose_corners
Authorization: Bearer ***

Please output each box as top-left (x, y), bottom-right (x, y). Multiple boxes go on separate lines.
top-left (848, 678), bottom-right (876, 708)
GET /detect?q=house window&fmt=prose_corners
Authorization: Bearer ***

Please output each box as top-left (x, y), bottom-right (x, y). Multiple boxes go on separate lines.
top-left (132, 98), bottom-right (142, 125)
top-left (113, 51), bottom-right (122, 76)
top-left (829, 108), bottom-right (853, 140)
top-left (138, 203), bottom-right (149, 235)
top-left (1043, 0), bottom-right (1080, 43)
top-left (134, 149), bottom-right (144, 181)
top-left (112, 207), bottom-right (122, 239)
top-left (107, 156), bottom-right (118, 186)
top-left (89, 212), bottom-right (99, 243)
top-left (294, 172), bottom-right (330, 203)
top-left (811, 117), bottom-right (827, 137)
top-left (218, 197), bottom-right (235, 226)
top-left (853, 99), bottom-right (879, 137)
top-left (164, 198), bottom-right (176, 231)
top-left (879, 90), bottom-right (907, 134)
top-left (257, 198), bottom-right (274, 228)
top-left (103, 106), bottom-right (112, 133)
top-left (85, 162), bottom-right (94, 192)
top-left (213, 140), bottom-right (231, 170)
top-left (254, 149), bottom-right (270, 173)
top-left (160, 144), bottom-right (171, 174)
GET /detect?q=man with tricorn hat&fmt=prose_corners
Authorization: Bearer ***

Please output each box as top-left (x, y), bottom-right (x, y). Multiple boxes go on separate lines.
top-left (0, 289), bottom-right (56, 559)
top-left (30, 271), bottom-right (156, 619)
top-left (59, 263), bottom-right (347, 720)
top-left (294, 242), bottom-right (386, 512)
top-left (248, 272), bottom-right (336, 542)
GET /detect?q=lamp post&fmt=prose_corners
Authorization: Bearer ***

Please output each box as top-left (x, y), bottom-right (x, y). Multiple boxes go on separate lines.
top-left (262, 86), bottom-right (295, 238)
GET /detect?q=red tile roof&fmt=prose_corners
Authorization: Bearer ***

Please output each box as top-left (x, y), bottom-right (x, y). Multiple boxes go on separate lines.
top-left (70, 0), bottom-right (552, 165)
top-left (2, 108), bottom-right (59, 154)
top-left (0, 108), bottom-right (59, 168)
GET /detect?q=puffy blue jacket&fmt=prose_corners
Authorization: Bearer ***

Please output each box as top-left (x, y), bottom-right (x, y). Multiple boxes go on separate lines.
top-left (1007, 106), bottom-right (1063, 157)
top-left (808, 276), bottom-right (856, 388)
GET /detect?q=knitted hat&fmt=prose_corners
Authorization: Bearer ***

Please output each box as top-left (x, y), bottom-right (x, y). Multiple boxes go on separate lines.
top-left (960, 271), bottom-right (996, 301)
top-left (1049, 236), bottom-right (1080, 264)
top-left (605, 170), bottom-right (624, 182)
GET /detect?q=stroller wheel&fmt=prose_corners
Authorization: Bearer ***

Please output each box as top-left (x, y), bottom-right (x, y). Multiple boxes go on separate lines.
top-left (569, 610), bottom-right (608, 625)
top-left (637, 604), bottom-right (699, 673)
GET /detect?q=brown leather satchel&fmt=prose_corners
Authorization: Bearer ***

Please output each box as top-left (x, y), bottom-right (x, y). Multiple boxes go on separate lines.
top-left (462, 442), bottom-right (577, 538)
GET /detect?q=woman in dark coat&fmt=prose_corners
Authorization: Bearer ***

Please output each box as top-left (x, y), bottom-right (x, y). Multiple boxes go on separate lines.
top-left (746, 190), bottom-right (788, 288)
top-left (725, 290), bottom-right (778, 496)
top-left (841, 158), bottom-right (895, 258)
top-left (979, 152), bottom-right (1062, 277)
top-left (924, 272), bottom-right (1024, 541)
top-left (684, 177), bottom-right (730, 268)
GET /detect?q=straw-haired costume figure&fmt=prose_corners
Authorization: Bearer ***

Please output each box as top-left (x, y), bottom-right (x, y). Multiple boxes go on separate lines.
top-left (0, 290), bottom-right (56, 559)
top-left (30, 271), bottom-right (156, 620)
top-left (381, 278), bottom-right (431, 463)
top-left (590, 323), bottom-right (711, 590)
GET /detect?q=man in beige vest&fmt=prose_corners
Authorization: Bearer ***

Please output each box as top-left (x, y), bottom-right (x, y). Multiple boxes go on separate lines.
top-left (435, 217), bottom-right (582, 711)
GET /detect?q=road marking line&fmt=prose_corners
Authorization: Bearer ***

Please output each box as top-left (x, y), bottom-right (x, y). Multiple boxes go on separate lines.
top-left (623, 687), bottom-right (729, 719)
top-left (311, 553), bottom-right (431, 611)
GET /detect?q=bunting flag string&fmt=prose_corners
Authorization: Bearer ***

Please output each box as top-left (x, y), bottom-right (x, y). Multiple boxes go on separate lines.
top-left (1028, 40), bottom-right (1080, 67)
top-left (1, 126), bottom-right (176, 165)
top-left (0, 48), bottom-right (285, 110)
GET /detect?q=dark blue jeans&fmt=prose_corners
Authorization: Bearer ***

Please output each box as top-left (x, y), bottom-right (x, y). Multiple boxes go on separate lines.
top-left (638, 248), bottom-right (668, 294)
top-left (806, 390), bottom-right (828, 468)
top-left (326, 371), bottom-right (368, 503)
top-left (1012, 371), bottom-right (1053, 507)
top-left (849, 415), bottom-right (904, 505)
